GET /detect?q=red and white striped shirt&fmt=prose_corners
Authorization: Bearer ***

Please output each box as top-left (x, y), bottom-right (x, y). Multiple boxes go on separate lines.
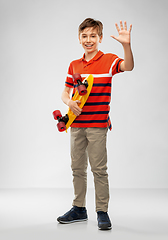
top-left (65, 50), bottom-right (124, 130)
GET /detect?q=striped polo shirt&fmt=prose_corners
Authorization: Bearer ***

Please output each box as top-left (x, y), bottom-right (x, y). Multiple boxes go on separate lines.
top-left (65, 50), bottom-right (123, 130)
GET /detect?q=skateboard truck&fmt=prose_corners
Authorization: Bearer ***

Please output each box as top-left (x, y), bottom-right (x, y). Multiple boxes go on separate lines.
top-left (53, 110), bottom-right (69, 132)
top-left (73, 73), bottom-right (88, 96)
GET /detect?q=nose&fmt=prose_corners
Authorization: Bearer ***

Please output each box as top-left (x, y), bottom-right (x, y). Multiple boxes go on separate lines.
top-left (86, 36), bottom-right (91, 42)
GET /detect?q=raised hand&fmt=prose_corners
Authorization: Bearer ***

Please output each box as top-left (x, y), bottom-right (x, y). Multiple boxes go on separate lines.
top-left (111, 21), bottom-right (132, 45)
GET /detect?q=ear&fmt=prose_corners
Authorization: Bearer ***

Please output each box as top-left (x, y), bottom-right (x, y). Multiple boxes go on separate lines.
top-left (79, 35), bottom-right (82, 44)
top-left (99, 35), bottom-right (103, 43)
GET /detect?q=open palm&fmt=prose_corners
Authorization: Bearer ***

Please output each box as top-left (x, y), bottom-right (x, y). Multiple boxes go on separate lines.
top-left (111, 21), bottom-right (132, 45)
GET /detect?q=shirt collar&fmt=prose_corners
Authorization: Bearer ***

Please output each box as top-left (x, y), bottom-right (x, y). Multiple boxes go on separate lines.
top-left (80, 50), bottom-right (104, 62)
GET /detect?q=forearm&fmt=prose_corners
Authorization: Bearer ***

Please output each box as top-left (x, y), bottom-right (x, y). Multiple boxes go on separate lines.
top-left (122, 43), bottom-right (134, 71)
top-left (61, 87), bottom-right (82, 116)
top-left (61, 89), bottom-right (71, 106)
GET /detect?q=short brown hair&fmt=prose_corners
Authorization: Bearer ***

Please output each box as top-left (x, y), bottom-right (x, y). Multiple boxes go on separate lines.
top-left (78, 18), bottom-right (103, 37)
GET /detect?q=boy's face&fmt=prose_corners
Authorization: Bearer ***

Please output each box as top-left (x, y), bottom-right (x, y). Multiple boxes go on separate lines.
top-left (79, 27), bottom-right (102, 55)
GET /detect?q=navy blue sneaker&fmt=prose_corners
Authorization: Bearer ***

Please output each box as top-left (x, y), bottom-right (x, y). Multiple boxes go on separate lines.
top-left (57, 206), bottom-right (88, 224)
top-left (97, 211), bottom-right (112, 230)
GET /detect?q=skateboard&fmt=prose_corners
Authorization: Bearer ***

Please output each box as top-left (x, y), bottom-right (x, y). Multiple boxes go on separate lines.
top-left (53, 73), bottom-right (94, 132)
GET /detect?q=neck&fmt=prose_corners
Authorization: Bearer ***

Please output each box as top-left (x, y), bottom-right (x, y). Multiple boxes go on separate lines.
top-left (84, 50), bottom-right (98, 62)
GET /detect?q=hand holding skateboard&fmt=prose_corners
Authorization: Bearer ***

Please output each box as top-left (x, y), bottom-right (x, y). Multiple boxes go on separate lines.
top-left (53, 73), bottom-right (94, 132)
top-left (67, 99), bottom-right (82, 116)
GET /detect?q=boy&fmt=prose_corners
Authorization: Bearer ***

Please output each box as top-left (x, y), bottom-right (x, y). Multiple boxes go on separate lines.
top-left (57, 18), bottom-right (134, 230)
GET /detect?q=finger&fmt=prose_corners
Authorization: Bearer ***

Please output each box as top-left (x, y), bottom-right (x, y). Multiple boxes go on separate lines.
top-left (110, 35), bottom-right (117, 41)
top-left (129, 24), bottom-right (132, 32)
top-left (76, 108), bottom-right (82, 116)
top-left (124, 21), bottom-right (127, 30)
top-left (73, 108), bottom-right (81, 116)
top-left (120, 20), bottom-right (123, 30)
top-left (74, 110), bottom-right (80, 116)
top-left (75, 105), bottom-right (82, 112)
top-left (115, 23), bottom-right (120, 32)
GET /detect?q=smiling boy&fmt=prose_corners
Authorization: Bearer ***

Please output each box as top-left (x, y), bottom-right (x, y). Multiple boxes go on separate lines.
top-left (57, 18), bottom-right (134, 230)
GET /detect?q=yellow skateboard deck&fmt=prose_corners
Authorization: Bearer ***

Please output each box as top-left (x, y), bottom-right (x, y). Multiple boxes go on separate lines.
top-left (65, 74), bottom-right (94, 131)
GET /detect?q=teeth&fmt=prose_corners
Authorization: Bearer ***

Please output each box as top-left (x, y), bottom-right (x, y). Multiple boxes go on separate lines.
top-left (86, 45), bottom-right (92, 47)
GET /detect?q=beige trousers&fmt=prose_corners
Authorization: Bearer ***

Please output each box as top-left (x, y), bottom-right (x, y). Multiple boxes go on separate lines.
top-left (70, 127), bottom-right (109, 212)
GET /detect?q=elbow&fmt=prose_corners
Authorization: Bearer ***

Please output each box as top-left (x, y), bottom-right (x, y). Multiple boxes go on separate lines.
top-left (130, 60), bottom-right (134, 71)
top-left (131, 62), bottom-right (134, 71)
top-left (129, 65), bottom-right (134, 71)
top-left (61, 92), bottom-right (64, 102)
top-left (125, 63), bottom-right (134, 71)
top-left (121, 61), bottom-right (134, 72)
top-left (61, 92), bottom-right (64, 101)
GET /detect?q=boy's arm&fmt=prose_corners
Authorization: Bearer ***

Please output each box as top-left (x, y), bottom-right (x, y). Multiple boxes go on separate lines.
top-left (61, 87), bottom-right (82, 116)
top-left (111, 21), bottom-right (134, 71)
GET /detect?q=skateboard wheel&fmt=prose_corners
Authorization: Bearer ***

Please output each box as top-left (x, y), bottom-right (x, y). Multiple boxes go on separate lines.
top-left (53, 110), bottom-right (62, 120)
top-left (77, 84), bottom-right (87, 96)
top-left (73, 73), bottom-right (82, 83)
top-left (57, 121), bottom-right (66, 132)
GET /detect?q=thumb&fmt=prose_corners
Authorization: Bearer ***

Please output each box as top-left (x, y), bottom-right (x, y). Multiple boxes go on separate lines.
top-left (110, 35), bottom-right (117, 40)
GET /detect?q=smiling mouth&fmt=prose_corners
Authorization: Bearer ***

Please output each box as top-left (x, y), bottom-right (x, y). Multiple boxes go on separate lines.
top-left (85, 44), bottom-right (93, 47)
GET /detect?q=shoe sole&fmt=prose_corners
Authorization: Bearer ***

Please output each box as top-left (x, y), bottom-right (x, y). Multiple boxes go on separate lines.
top-left (98, 225), bottom-right (112, 230)
top-left (57, 218), bottom-right (88, 224)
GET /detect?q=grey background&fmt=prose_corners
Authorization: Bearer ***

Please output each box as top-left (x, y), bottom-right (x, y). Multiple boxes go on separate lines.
top-left (0, 0), bottom-right (168, 189)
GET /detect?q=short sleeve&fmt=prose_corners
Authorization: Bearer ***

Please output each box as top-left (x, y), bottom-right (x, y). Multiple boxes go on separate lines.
top-left (65, 63), bottom-right (74, 88)
top-left (109, 55), bottom-right (124, 76)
